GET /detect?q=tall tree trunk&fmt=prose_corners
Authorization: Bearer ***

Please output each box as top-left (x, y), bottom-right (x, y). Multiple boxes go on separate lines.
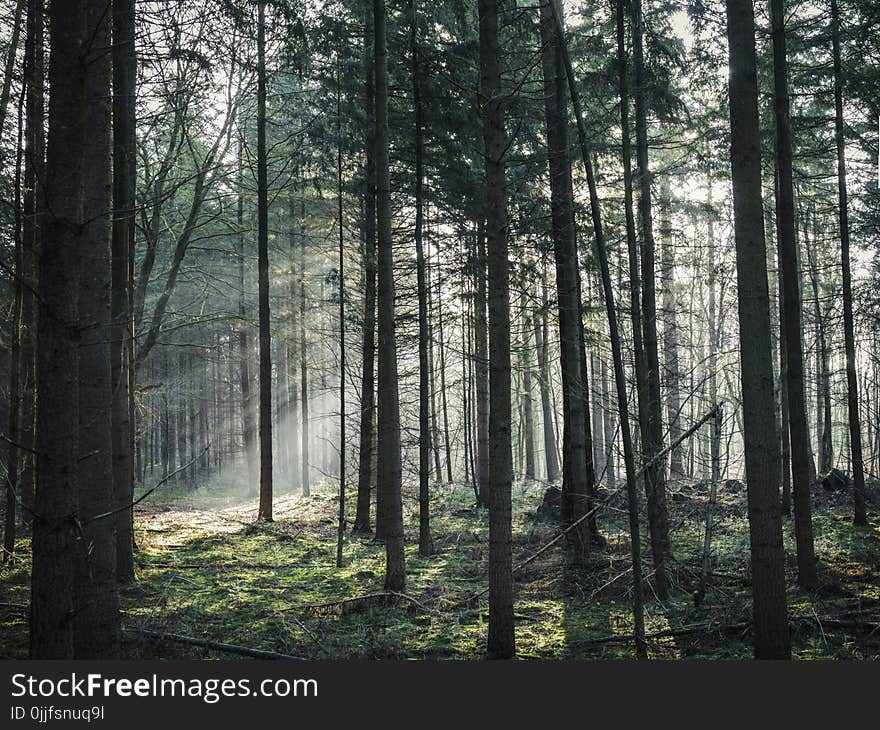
top-left (660, 180), bottom-right (683, 479)
top-left (474, 221), bottom-right (490, 507)
top-left (18, 0), bottom-right (44, 523)
top-left (478, 0), bottom-right (514, 659)
top-left (336, 56), bottom-right (347, 567)
top-left (548, 0), bottom-right (647, 658)
top-left (30, 0), bottom-right (89, 658)
top-left (534, 273), bottom-right (559, 483)
top-left (374, 0), bottom-right (405, 591)
top-left (0, 0), bottom-right (25, 143)
top-left (353, 7), bottom-right (376, 532)
top-left (522, 313), bottom-right (536, 481)
top-left (76, 0), bottom-right (119, 656)
top-left (831, 0), bottom-right (867, 525)
top-left (237, 139), bottom-right (257, 493)
top-left (770, 0), bottom-right (817, 589)
top-left (632, 0), bottom-right (671, 599)
top-left (111, 0), bottom-right (136, 583)
top-left (725, 0), bottom-right (791, 658)
top-left (256, 0), bottom-right (273, 522)
top-left (539, 0), bottom-right (590, 561)
top-left (411, 2), bottom-right (433, 556)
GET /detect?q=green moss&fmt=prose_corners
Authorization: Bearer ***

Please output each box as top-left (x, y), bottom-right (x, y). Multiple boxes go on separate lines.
top-left (1, 478), bottom-right (877, 659)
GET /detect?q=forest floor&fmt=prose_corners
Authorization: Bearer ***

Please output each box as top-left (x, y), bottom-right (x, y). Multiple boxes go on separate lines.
top-left (2, 470), bottom-right (880, 659)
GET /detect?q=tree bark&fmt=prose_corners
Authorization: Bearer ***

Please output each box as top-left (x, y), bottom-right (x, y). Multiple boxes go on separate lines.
top-left (831, 0), bottom-right (867, 525)
top-left (725, 0), bottom-right (791, 658)
top-left (256, 0), bottom-right (273, 522)
top-left (770, 0), bottom-right (817, 588)
top-left (478, 0), bottom-right (514, 659)
top-left (374, 0), bottom-right (405, 591)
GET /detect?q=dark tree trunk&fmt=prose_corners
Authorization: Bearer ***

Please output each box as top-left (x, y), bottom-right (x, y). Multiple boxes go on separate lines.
top-left (770, 0), bottom-right (817, 589)
top-left (725, 0), bottom-right (791, 658)
top-left (76, 0), bottom-right (119, 656)
top-left (31, 0), bottom-right (89, 658)
top-left (18, 0), bottom-right (44, 523)
top-left (831, 0), bottom-right (867, 525)
top-left (539, 0), bottom-right (590, 561)
top-left (474, 220), bottom-right (490, 507)
top-left (549, 0), bottom-right (646, 657)
top-left (237, 140), bottom-right (257, 493)
top-left (353, 9), bottom-right (376, 532)
top-left (256, 0), bottom-right (273, 522)
top-left (111, 0), bottom-right (136, 583)
top-left (411, 1), bottom-right (433, 556)
top-left (374, 0), bottom-right (405, 591)
top-left (478, 0), bottom-right (514, 659)
top-left (632, 0), bottom-right (670, 599)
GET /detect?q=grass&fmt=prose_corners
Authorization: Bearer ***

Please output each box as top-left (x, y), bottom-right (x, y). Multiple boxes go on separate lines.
top-left (2, 466), bottom-right (879, 660)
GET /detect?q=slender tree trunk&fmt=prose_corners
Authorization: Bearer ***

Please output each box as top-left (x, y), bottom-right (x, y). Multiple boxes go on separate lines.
top-left (725, 0), bottom-right (791, 657)
top-left (535, 273), bottom-right (559, 483)
top-left (374, 0), bottom-right (405, 591)
top-left (411, 2), bottom-right (433, 556)
top-left (660, 180), bottom-right (683, 479)
top-left (111, 0), bottom-right (136, 582)
top-left (474, 221), bottom-right (490, 507)
top-left (479, 0), bottom-right (514, 659)
top-left (336, 56), bottom-right (347, 567)
top-left (0, 0), bottom-right (24, 143)
top-left (18, 0), bottom-right (44, 523)
top-left (548, 0), bottom-right (646, 657)
top-left (632, 0), bottom-right (671, 598)
top-left (770, 0), bottom-right (817, 589)
top-left (831, 0), bottom-right (867, 524)
top-left (256, 0), bottom-right (273, 522)
top-left (523, 313), bottom-right (536, 481)
top-left (237, 139), bottom-right (257, 492)
top-left (353, 7), bottom-right (376, 531)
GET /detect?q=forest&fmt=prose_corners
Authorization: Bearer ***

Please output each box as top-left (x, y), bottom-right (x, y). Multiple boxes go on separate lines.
top-left (0, 0), bottom-right (878, 662)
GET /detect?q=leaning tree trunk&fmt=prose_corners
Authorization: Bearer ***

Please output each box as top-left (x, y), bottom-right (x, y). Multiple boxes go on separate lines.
top-left (831, 0), bottom-right (867, 525)
top-left (770, 0), bottom-right (817, 589)
top-left (374, 0), bottom-right (405, 591)
top-left (479, 0), bottom-right (514, 660)
top-left (725, 0), bottom-right (791, 658)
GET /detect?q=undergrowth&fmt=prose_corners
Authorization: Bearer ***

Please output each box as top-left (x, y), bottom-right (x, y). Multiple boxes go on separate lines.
top-left (2, 468), bottom-right (879, 659)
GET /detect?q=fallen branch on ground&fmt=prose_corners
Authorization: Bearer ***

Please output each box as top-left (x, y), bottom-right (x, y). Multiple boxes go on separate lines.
top-left (123, 625), bottom-right (305, 660)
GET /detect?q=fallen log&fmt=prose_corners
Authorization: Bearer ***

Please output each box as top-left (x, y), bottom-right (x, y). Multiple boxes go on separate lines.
top-left (123, 625), bottom-right (305, 660)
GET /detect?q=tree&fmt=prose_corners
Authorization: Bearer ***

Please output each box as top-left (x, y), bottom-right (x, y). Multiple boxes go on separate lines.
top-left (412, 0), bottom-right (433, 556)
top-left (111, 0), bottom-right (137, 583)
top-left (479, 0), bottom-right (514, 659)
top-left (354, 1), bottom-right (377, 535)
top-left (769, 0), bottom-right (817, 588)
top-left (830, 0), bottom-right (867, 526)
top-left (725, 0), bottom-right (791, 658)
top-left (256, 0), bottom-right (274, 522)
top-left (374, 0), bottom-right (405, 591)
top-left (539, 0), bottom-right (591, 561)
